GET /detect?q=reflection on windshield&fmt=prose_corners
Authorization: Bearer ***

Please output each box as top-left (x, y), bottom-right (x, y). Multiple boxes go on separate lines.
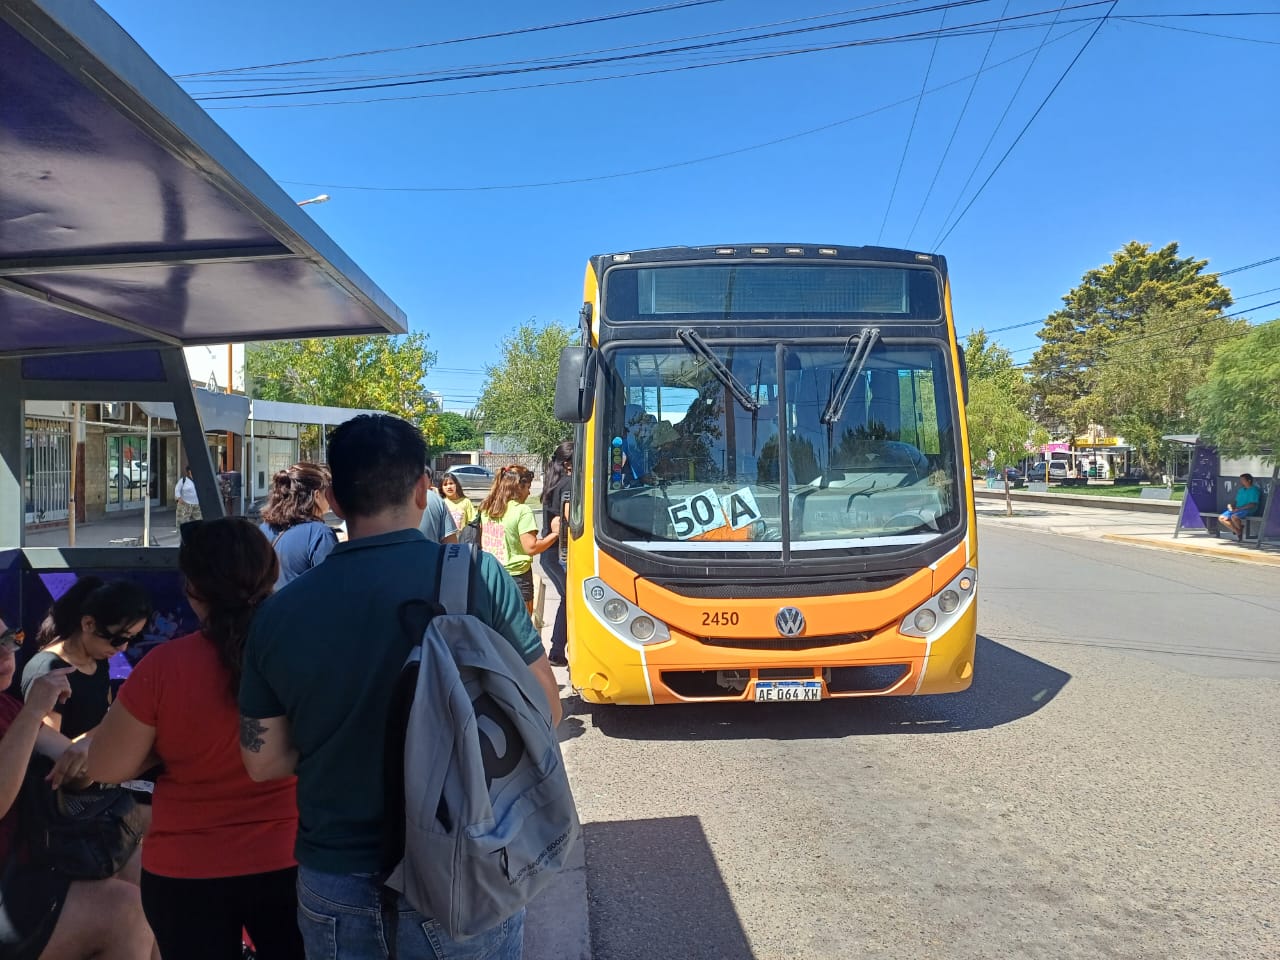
top-left (600, 342), bottom-right (961, 554)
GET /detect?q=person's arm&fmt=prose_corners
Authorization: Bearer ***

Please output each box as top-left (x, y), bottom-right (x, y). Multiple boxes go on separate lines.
top-left (0, 669), bottom-right (72, 816)
top-left (85, 700), bottom-right (156, 786)
top-left (521, 516), bottom-right (561, 557)
top-left (21, 655), bottom-right (65, 733)
top-left (526, 656), bottom-right (563, 726)
top-left (473, 553), bottom-right (563, 725)
top-left (239, 714), bottom-right (299, 781)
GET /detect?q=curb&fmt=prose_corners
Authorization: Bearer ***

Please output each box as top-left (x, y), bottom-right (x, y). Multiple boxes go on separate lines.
top-left (1101, 533), bottom-right (1280, 567)
top-left (972, 488), bottom-right (1181, 515)
top-left (524, 837), bottom-right (591, 960)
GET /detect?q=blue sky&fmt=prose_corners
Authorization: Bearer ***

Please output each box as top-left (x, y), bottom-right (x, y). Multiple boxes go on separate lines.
top-left (99, 0), bottom-right (1280, 411)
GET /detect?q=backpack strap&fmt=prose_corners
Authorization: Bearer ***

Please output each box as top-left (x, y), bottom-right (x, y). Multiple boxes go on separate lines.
top-left (437, 544), bottom-right (473, 616)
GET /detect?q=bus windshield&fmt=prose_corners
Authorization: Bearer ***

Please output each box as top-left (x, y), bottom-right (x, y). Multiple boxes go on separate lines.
top-left (599, 340), bottom-right (963, 555)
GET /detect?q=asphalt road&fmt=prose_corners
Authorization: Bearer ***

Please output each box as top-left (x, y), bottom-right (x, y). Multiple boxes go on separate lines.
top-left (557, 520), bottom-right (1280, 960)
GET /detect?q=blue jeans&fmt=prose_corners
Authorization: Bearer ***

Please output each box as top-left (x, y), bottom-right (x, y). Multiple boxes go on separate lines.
top-left (296, 868), bottom-right (524, 960)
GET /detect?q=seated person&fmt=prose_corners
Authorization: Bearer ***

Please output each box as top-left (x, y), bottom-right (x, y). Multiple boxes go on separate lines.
top-left (0, 615), bottom-right (155, 959)
top-left (622, 407), bottom-right (660, 485)
top-left (1219, 473), bottom-right (1261, 541)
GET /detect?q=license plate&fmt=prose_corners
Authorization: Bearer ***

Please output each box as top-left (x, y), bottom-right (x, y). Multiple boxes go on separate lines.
top-left (754, 680), bottom-right (822, 702)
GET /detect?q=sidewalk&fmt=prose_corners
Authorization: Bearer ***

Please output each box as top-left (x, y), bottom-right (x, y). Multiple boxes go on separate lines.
top-left (973, 492), bottom-right (1280, 566)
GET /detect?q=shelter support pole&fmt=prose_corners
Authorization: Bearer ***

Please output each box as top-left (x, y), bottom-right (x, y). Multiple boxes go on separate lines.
top-left (159, 349), bottom-right (223, 520)
top-left (142, 414), bottom-right (152, 546)
top-left (0, 360), bottom-right (24, 548)
top-left (1255, 465), bottom-right (1279, 547)
top-left (68, 402), bottom-right (79, 546)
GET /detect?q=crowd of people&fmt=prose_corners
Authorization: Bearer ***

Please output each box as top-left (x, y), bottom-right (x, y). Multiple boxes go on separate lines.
top-left (0, 414), bottom-right (569, 960)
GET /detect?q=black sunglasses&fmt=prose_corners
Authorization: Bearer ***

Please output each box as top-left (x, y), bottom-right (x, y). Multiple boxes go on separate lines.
top-left (96, 627), bottom-right (140, 648)
top-left (0, 628), bottom-right (23, 652)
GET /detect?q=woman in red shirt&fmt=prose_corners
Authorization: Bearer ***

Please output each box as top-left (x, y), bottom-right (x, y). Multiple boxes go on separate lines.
top-left (88, 519), bottom-right (302, 959)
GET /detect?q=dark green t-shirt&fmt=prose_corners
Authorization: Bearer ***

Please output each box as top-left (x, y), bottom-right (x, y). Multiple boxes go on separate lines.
top-left (239, 529), bottom-right (543, 874)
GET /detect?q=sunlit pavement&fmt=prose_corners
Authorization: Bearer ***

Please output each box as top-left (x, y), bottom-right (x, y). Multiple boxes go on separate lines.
top-left (528, 505), bottom-right (1279, 960)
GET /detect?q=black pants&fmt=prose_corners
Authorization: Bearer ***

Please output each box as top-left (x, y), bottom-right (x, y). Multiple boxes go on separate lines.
top-left (539, 550), bottom-right (568, 659)
top-left (140, 867), bottom-right (303, 960)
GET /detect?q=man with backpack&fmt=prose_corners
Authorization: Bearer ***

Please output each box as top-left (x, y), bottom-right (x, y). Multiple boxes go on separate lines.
top-left (238, 414), bottom-right (562, 958)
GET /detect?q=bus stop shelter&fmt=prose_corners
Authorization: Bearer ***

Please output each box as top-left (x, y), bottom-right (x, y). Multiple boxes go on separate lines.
top-left (1, 0), bottom-right (407, 552)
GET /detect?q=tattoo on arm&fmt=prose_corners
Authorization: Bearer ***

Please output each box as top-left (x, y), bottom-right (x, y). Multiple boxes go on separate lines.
top-left (240, 715), bottom-right (267, 753)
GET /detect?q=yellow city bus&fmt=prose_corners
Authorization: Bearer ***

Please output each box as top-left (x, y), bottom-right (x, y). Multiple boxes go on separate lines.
top-left (552, 244), bottom-right (977, 705)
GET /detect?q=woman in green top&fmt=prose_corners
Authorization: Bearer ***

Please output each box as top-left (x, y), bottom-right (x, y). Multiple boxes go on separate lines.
top-left (478, 465), bottom-right (561, 614)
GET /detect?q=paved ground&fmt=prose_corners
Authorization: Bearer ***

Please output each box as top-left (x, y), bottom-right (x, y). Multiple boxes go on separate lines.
top-left (527, 508), bottom-right (1280, 960)
top-left (18, 501), bottom-right (1280, 958)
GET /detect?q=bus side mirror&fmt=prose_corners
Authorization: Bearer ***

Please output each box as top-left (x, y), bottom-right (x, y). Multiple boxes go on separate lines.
top-left (957, 345), bottom-right (969, 405)
top-left (554, 346), bottom-right (596, 423)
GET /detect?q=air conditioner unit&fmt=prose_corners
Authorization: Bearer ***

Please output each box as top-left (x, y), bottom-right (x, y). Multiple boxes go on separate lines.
top-left (101, 402), bottom-right (125, 421)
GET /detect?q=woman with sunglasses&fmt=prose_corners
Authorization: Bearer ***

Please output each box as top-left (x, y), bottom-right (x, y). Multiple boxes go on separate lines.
top-left (478, 465), bottom-right (561, 616)
top-left (88, 519), bottom-right (303, 960)
top-left (0, 616), bottom-right (156, 959)
top-left (20, 577), bottom-right (151, 788)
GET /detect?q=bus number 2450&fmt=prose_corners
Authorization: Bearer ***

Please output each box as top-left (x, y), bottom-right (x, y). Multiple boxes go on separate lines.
top-left (702, 610), bottom-right (740, 626)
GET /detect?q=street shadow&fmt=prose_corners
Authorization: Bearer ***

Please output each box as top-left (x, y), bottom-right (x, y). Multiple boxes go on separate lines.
top-left (583, 636), bottom-right (1069, 742)
top-left (584, 816), bottom-right (756, 960)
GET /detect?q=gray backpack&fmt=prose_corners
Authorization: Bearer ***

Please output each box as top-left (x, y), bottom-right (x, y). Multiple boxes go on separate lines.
top-left (382, 543), bottom-right (580, 941)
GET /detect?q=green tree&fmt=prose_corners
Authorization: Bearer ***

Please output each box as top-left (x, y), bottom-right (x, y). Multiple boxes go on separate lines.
top-left (476, 321), bottom-right (574, 461)
top-left (1029, 242), bottom-right (1233, 432)
top-left (964, 329), bottom-right (1026, 399)
top-left (1091, 305), bottom-right (1249, 474)
top-left (245, 334), bottom-right (443, 446)
top-left (965, 375), bottom-right (1047, 516)
top-left (434, 411), bottom-right (483, 452)
top-left (1190, 319), bottom-right (1280, 462)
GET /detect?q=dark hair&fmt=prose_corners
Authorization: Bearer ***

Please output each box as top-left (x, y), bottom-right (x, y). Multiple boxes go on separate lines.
top-left (260, 462), bottom-right (330, 529)
top-left (542, 441), bottom-right (574, 509)
top-left (437, 472), bottom-right (465, 499)
top-left (179, 519), bottom-right (278, 700)
top-left (1241, 473), bottom-right (1254, 483)
top-left (326, 414), bottom-right (427, 518)
top-left (37, 577), bottom-right (152, 648)
top-left (479, 465), bottom-right (532, 521)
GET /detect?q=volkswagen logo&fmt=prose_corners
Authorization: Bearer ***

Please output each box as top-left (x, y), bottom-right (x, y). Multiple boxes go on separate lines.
top-left (775, 606), bottom-right (806, 637)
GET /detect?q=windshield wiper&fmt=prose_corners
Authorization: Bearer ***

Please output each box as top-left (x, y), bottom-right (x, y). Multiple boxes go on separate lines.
top-left (676, 329), bottom-right (759, 413)
top-left (821, 327), bottom-right (880, 426)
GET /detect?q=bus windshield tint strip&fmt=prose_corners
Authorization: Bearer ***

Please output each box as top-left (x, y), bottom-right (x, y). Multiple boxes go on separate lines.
top-left (604, 264), bottom-right (942, 322)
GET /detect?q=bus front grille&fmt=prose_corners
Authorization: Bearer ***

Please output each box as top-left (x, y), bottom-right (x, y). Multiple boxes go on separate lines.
top-left (696, 633), bottom-right (871, 651)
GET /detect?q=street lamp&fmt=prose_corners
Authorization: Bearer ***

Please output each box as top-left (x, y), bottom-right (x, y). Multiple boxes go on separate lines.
top-left (296, 194), bottom-right (330, 207)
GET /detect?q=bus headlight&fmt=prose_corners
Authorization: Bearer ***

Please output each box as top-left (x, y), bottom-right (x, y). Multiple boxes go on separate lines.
top-left (901, 568), bottom-right (976, 638)
top-left (630, 617), bottom-right (656, 641)
top-left (583, 577), bottom-right (671, 646)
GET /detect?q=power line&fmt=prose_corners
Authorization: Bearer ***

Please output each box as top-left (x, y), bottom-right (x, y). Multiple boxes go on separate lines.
top-left (905, 0), bottom-right (1011, 248)
top-left (1219, 255), bottom-right (1280, 276)
top-left (933, 0), bottom-right (1101, 250)
top-left (927, 2), bottom-right (1067, 250)
top-left (276, 23), bottom-right (1096, 193)
top-left (209, 15), bottom-right (1102, 111)
top-left (877, 2), bottom-right (948, 243)
top-left (184, 0), bottom-right (932, 91)
top-left (192, 1), bottom-right (1102, 102)
top-left (1010, 298), bottom-right (1280, 369)
top-left (1116, 15), bottom-right (1280, 46)
top-left (174, 0), bottom-right (729, 78)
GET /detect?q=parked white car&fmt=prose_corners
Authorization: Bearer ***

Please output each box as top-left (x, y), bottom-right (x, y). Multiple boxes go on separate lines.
top-left (108, 462), bottom-right (148, 487)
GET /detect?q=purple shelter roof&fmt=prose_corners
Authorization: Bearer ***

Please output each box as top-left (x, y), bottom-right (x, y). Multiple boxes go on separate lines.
top-left (0, 0), bottom-right (407, 357)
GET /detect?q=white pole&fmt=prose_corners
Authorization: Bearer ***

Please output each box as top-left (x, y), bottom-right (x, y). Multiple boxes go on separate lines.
top-left (142, 414), bottom-right (152, 546)
top-left (68, 402), bottom-right (79, 547)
